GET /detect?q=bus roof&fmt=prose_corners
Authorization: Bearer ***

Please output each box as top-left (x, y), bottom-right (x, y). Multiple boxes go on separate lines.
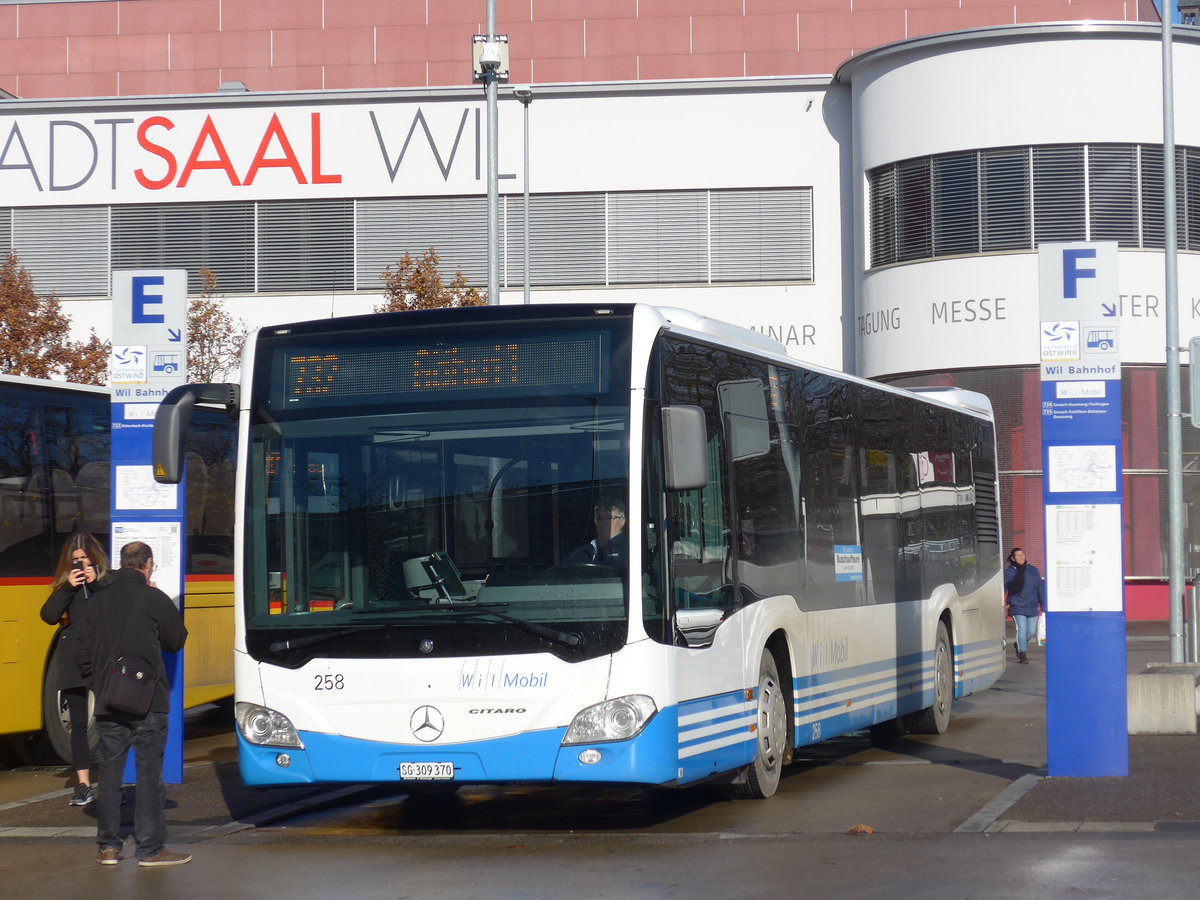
top-left (0, 372), bottom-right (109, 396)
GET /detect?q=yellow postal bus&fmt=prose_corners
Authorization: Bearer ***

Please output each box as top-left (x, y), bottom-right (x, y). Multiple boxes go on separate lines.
top-left (0, 374), bottom-right (234, 763)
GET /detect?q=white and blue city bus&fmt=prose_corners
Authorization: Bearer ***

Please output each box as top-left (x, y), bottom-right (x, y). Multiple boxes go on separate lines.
top-left (154, 303), bottom-right (1005, 798)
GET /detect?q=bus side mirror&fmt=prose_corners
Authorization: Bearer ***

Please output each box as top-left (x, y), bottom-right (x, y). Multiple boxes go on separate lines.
top-left (153, 383), bottom-right (240, 484)
top-left (661, 405), bottom-right (708, 492)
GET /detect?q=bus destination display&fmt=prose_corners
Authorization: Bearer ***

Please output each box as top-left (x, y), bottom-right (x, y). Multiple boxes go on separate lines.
top-left (280, 332), bottom-right (608, 404)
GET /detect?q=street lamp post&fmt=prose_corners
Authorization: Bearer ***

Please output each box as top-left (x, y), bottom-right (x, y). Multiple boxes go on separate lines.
top-left (514, 85), bottom-right (533, 305)
top-left (1161, 1), bottom-right (1188, 661)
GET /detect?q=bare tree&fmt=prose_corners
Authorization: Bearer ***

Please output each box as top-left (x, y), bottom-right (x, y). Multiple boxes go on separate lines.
top-left (0, 251), bottom-right (109, 385)
top-left (376, 248), bottom-right (485, 312)
top-left (188, 268), bottom-right (249, 383)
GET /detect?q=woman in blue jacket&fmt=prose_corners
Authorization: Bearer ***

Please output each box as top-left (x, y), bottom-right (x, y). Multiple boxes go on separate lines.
top-left (1004, 547), bottom-right (1046, 664)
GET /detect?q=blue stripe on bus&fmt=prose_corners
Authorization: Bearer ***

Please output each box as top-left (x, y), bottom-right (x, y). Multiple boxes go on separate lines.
top-left (675, 690), bottom-right (755, 784)
top-left (237, 708), bottom-right (682, 788)
top-left (787, 639), bottom-right (1004, 743)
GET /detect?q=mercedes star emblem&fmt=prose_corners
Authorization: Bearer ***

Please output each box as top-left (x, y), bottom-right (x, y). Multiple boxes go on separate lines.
top-left (410, 705), bottom-right (445, 742)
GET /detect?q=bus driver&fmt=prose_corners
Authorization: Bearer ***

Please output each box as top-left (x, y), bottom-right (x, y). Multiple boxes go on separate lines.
top-left (565, 497), bottom-right (627, 569)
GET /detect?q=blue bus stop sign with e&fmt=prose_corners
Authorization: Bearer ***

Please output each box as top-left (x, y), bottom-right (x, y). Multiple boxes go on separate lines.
top-left (110, 270), bottom-right (189, 784)
top-left (1038, 243), bottom-right (1127, 777)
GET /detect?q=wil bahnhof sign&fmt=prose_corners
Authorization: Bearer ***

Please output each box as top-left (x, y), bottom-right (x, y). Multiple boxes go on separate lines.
top-left (1038, 242), bottom-right (1128, 777)
top-left (110, 270), bottom-right (189, 783)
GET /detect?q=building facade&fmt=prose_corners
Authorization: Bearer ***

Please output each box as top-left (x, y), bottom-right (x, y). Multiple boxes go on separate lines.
top-left (1, 2), bottom-right (1196, 616)
top-left (0, 0), bottom-right (1158, 99)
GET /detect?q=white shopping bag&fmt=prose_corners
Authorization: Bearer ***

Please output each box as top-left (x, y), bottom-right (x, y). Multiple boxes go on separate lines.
top-left (1036, 612), bottom-right (1046, 646)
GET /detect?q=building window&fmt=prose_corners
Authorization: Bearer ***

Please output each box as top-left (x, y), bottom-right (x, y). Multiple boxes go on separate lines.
top-left (710, 187), bottom-right (814, 282)
top-left (1089, 144), bottom-right (1138, 246)
top-left (932, 153), bottom-right (978, 257)
top-left (504, 192), bottom-right (606, 287)
top-left (112, 202), bottom-right (255, 294)
top-left (12, 205), bottom-right (109, 297)
top-left (980, 148), bottom-right (1029, 253)
top-left (869, 143), bottom-right (1200, 269)
top-left (258, 199), bottom-right (354, 293)
top-left (356, 195), bottom-right (488, 290)
top-left (1, 187), bottom-right (814, 299)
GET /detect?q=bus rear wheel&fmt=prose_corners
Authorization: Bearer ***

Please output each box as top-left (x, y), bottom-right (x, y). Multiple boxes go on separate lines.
top-left (728, 650), bottom-right (790, 799)
top-left (903, 620), bottom-right (953, 735)
top-left (42, 647), bottom-right (99, 767)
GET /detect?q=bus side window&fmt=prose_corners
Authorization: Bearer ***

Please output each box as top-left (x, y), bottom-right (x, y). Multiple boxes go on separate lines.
top-left (798, 373), bottom-right (863, 610)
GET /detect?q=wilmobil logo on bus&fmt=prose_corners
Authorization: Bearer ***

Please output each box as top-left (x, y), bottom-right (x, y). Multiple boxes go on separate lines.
top-left (459, 670), bottom-right (550, 689)
top-left (811, 638), bottom-right (849, 668)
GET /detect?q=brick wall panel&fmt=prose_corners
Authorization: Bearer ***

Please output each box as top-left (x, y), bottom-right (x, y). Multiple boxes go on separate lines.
top-left (638, 52), bottom-right (746, 79)
top-left (272, 27), bottom-right (376, 68)
top-left (536, 0), bottom-right (638, 20)
top-left (693, 14), bottom-right (799, 55)
top-left (116, 67), bottom-right (223, 96)
top-left (70, 34), bottom-right (170, 73)
top-left (0, 36), bottom-right (68, 76)
top-left (19, 71), bottom-right (119, 99)
top-left (120, 0), bottom-right (220, 35)
top-left (170, 30), bottom-right (273, 70)
top-left (586, 16), bottom-right (691, 57)
top-left (323, 61), bottom-right (430, 90)
top-left (18, 1), bottom-right (118, 37)
top-left (222, 0), bottom-right (324, 31)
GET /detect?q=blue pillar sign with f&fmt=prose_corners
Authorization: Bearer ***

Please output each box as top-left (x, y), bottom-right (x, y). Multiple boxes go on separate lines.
top-left (1037, 243), bottom-right (1127, 777)
top-left (111, 270), bottom-right (188, 784)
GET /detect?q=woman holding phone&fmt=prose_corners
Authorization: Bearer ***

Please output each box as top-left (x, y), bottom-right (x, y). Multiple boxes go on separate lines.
top-left (40, 532), bottom-right (110, 806)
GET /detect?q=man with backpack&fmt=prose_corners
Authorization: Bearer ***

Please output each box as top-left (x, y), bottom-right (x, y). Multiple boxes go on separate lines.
top-left (76, 540), bottom-right (190, 867)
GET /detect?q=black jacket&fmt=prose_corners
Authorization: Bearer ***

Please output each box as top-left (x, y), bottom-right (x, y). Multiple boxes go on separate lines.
top-left (75, 568), bottom-right (187, 716)
top-left (40, 582), bottom-right (100, 690)
top-left (564, 529), bottom-right (628, 568)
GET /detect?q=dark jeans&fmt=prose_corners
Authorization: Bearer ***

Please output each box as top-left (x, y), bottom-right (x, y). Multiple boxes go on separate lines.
top-left (95, 711), bottom-right (168, 859)
top-left (62, 686), bottom-right (91, 774)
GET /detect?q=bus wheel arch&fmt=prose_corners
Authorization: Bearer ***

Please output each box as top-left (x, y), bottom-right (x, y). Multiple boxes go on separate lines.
top-left (728, 637), bottom-right (793, 799)
top-left (903, 616), bottom-right (954, 735)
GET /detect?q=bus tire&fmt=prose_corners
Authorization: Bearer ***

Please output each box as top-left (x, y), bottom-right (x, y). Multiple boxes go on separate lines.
top-left (903, 620), bottom-right (953, 735)
top-left (42, 646), bottom-right (99, 767)
top-left (728, 650), bottom-right (790, 799)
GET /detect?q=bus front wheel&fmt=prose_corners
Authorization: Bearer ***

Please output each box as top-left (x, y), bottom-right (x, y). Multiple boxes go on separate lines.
top-left (728, 650), bottom-right (790, 799)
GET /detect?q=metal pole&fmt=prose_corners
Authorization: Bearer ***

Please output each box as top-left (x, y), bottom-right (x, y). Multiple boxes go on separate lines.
top-left (521, 89), bottom-right (531, 304)
top-left (486, 0), bottom-right (499, 306)
top-left (1162, 1), bottom-right (1186, 662)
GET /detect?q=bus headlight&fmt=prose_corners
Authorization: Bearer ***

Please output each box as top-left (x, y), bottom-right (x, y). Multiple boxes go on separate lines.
top-left (236, 702), bottom-right (304, 749)
top-left (562, 695), bottom-right (657, 745)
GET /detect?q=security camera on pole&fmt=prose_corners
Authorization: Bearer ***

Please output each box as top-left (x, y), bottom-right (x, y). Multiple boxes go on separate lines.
top-left (472, 1), bottom-right (509, 307)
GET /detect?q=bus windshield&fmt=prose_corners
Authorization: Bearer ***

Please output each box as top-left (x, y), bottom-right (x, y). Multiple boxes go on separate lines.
top-left (244, 316), bottom-right (633, 665)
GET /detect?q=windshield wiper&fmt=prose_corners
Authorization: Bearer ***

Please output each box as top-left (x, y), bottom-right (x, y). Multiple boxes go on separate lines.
top-left (446, 604), bottom-right (583, 649)
top-left (268, 623), bottom-right (400, 653)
